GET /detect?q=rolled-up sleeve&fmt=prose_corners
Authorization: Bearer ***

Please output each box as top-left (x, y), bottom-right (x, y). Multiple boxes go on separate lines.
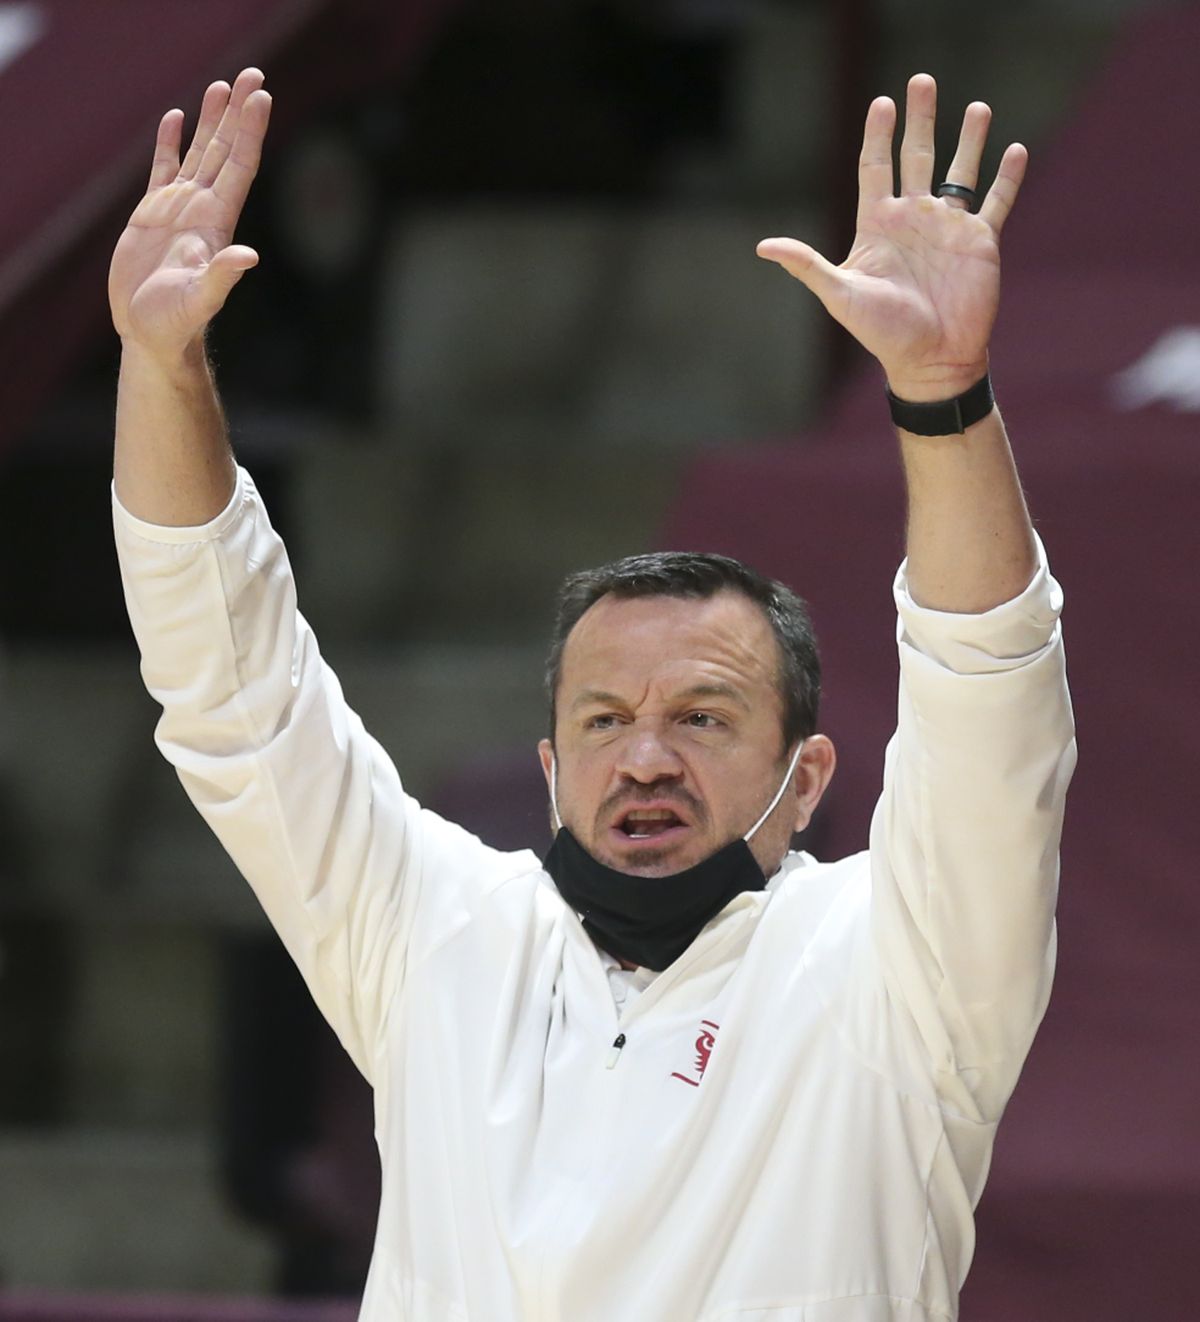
top-left (869, 536), bottom-right (1077, 1120)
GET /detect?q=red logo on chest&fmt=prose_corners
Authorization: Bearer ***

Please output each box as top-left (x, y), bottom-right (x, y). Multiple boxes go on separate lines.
top-left (671, 1020), bottom-right (719, 1087)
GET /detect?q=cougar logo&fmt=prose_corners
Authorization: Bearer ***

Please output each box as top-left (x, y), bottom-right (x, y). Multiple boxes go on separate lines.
top-left (671, 1020), bottom-right (719, 1087)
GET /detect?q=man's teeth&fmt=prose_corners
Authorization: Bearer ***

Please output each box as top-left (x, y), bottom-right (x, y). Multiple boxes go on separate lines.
top-left (622, 810), bottom-right (681, 838)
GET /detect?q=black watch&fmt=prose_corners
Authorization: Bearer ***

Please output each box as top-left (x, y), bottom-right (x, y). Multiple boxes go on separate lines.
top-left (885, 373), bottom-right (994, 436)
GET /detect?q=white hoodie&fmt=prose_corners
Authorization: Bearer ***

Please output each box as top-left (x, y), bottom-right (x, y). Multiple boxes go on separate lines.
top-left (115, 469), bottom-right (1075, 1322)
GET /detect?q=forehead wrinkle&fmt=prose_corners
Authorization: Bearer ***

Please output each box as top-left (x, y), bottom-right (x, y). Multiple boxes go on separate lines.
top-left (558, 590), bottom-right (782, 717)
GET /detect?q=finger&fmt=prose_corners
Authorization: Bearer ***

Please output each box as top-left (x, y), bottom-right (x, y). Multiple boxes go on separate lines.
top-left (979, 142), bottom-right (1028, 235)
top-left (940, 101), bottom-right (991, 210)
top-left (899, 73), bottom-right (937, 197)
top-left (756, 237), bottom-right (845, 310)
top-left (193, 245), bottom-right (259, 321)
top-left (180, 81), bottom-right (230, 181)
top-left (857, 96), bottom-right (897, 213)
top-left (147, 109), bottom-right (184, 189)
top-left (195, 68), bottom-right (265, 188)
top-left (212, 89), bottom-right (272, 213)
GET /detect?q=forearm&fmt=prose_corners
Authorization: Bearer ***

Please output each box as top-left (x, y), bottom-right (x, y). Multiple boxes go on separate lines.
top-left (896, 404), bottom-right (1036, 613)
top-left (113, 339), bottom-right (237, 527)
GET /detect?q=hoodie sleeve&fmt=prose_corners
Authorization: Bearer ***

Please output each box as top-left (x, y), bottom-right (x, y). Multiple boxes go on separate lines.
top-left (868, 535), bottom-right (1077, 1121)
top-left (113, 466), bottom-right (527, 1083)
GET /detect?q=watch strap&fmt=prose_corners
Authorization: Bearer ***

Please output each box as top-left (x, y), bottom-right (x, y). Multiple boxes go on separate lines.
top-left (886, 373), bottom-right (994, 436)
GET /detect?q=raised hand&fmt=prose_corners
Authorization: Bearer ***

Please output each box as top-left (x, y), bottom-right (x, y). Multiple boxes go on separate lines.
top-left (109, 69), bottom-right (272, 359)
top-left (757, 74), bottom-right (1026, 402)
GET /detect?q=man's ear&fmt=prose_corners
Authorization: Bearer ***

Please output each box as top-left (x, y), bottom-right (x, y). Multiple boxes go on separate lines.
top-left (791, 734), bottom-right (836, 833)
top-left (538, 738), bottom-right (554, 789)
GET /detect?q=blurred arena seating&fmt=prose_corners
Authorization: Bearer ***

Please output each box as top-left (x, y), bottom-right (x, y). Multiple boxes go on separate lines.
top-left (0, 1296), bottom-right (353, 1322)
top-left (0, 0), bottom-right (459, 453)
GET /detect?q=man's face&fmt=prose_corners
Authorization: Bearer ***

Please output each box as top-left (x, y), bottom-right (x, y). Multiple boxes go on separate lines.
top-left (539, 590), bottom-right (830, 879)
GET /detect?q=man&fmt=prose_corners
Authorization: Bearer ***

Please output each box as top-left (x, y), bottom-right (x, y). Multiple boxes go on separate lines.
top-left (111, 67), bottom-right (1075, 1321)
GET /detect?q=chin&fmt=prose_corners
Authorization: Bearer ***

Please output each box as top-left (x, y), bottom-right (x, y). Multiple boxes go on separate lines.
top-left (619, 854), bottom-right (678, 877)
top-left (595, 842), bottom-right (704, 877)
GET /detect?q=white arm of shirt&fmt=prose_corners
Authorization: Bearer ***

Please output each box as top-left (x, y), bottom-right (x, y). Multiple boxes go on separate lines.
top-left (113, 467), bottom-right (531, 1083)
top-left (870, 535), bottom-right (1076, 1122)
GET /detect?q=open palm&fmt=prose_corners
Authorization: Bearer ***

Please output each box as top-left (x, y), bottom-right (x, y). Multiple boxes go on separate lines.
top-left (109, 69), bottom-right (271, 356)
top-left (758, 75), bottom-right (1026, 401)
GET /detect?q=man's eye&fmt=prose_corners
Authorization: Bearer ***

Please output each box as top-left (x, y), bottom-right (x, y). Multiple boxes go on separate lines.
top-left (586, 714), bottom-right (618, 731)
top-left (685, 712), bottom-right (720, 729)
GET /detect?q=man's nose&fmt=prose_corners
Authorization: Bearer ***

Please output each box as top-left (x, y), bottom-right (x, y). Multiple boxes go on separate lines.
top-left (614, 726), bottom-right (684, 783)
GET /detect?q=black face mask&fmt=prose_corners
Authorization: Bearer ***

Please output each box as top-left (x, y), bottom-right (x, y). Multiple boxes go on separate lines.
top-left (542, 742), bottom-right (805, 972)
top-left (543, 827), bottom-right (767, 972)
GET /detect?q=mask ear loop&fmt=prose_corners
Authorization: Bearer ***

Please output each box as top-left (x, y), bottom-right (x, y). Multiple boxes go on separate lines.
top-left (549, 755), bottom-right (563, 832)
top-left (743, 739), bottom-right (806, 843)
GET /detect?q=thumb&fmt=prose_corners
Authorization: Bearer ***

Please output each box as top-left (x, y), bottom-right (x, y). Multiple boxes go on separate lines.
top-left (756, 237), bottom-right (844, 308)
top-left (194, 244), bottom-right (259, 320)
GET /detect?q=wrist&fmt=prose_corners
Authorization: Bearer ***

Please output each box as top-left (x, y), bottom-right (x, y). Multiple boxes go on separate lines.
top-left (883, 359), bottom-right (990, 404)
top-left (886, 371), bottom-right (994, 437)
top-left (119, 335), bottom-right (210, 383)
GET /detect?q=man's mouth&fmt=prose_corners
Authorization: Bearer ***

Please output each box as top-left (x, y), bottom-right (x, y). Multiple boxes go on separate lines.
top-left (614, 808), bottom-right (688, 840)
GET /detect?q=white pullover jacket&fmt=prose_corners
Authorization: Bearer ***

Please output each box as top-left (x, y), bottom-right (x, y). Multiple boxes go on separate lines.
top-left (115, 469), bottom-right (1075, 1322)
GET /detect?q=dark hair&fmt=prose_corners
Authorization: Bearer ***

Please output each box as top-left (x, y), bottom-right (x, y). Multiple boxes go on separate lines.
top-left (545, 551), bottom-right (820, 750)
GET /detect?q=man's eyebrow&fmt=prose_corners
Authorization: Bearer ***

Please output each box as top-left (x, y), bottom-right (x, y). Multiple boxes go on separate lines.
top-left (675, 682), bottom-right (750, 710)
top-left (568, 682), bottom-right (751, 712)
top-left (569, 688), bottom-right (626, 712)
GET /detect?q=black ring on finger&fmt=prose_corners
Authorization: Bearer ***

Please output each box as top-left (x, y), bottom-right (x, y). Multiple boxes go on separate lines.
top-left (936, 181), bottom-right (978, 209)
